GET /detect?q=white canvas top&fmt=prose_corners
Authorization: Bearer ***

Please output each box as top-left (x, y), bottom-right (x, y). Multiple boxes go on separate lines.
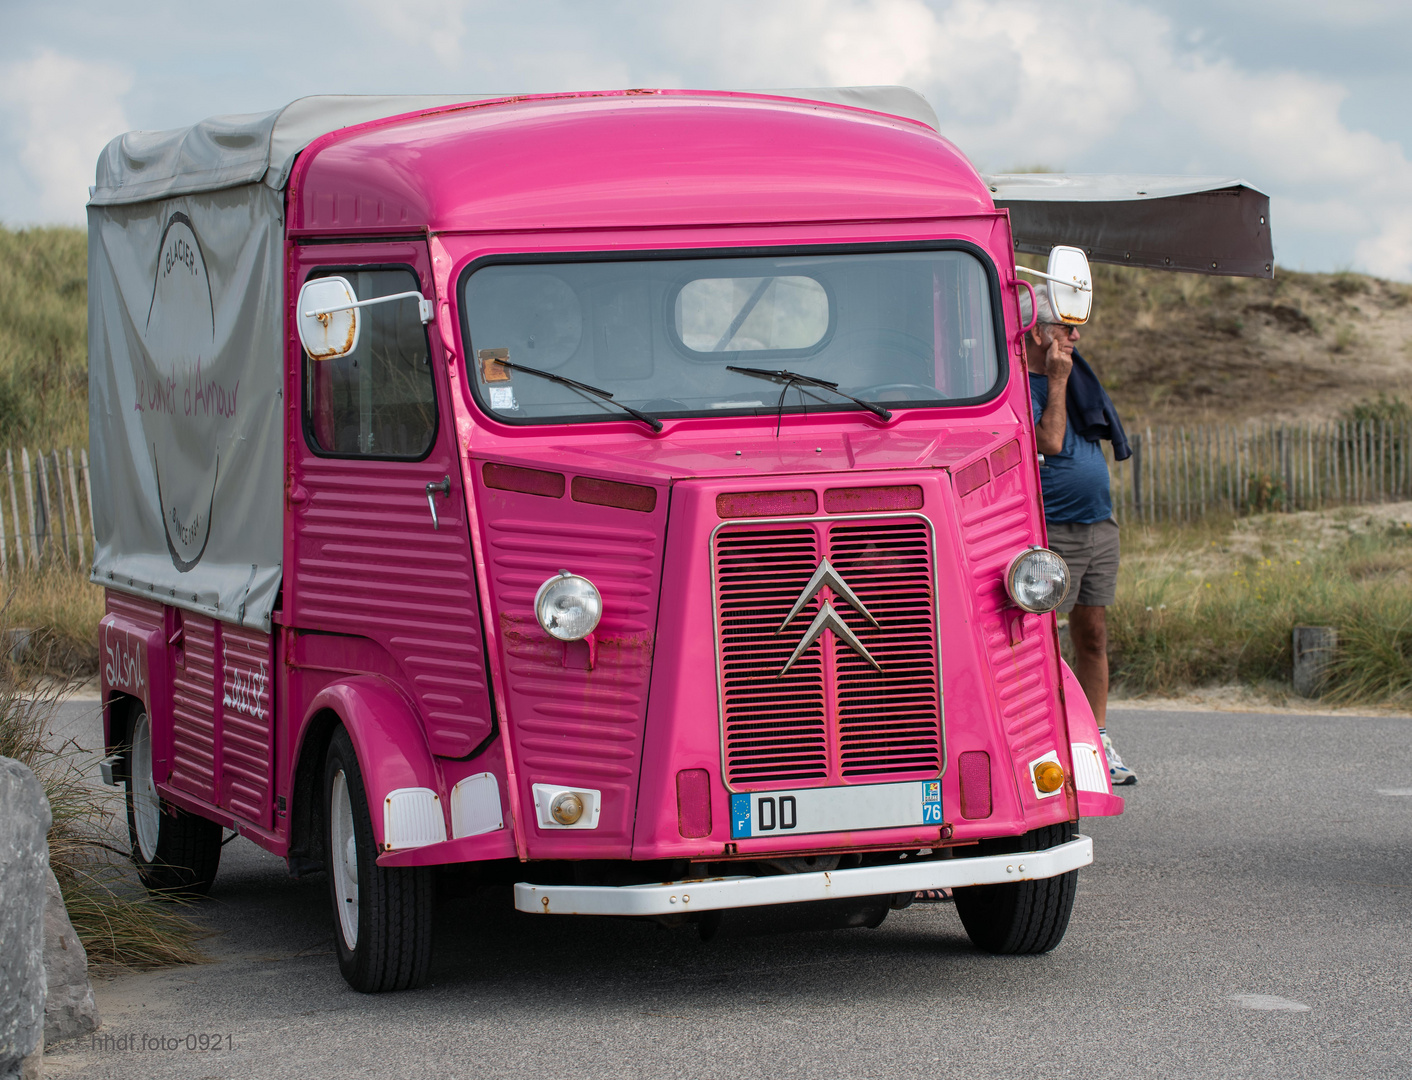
top-left (90, 88), bottom-right (941, 207)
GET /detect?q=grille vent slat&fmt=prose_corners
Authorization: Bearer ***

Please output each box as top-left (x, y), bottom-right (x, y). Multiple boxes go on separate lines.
top-left (715, 518), bottom-right (941, 790)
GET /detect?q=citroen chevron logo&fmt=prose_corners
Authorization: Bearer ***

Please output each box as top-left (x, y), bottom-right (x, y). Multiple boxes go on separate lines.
top-left (777, 558), bottom-right (881, 675)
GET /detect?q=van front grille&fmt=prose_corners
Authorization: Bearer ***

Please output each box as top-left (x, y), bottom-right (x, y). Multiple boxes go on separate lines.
top-left (713, 517), bottom-right (941, 790)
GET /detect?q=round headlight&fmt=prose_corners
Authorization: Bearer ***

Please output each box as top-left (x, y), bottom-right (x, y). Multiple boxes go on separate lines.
top-left (534, 571), bottom-right (603, 641)
top-left (1005, 547), bottom-right (1070, 614)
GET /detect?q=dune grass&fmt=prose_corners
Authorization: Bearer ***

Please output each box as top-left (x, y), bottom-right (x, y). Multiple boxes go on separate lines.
top-left (0, 226), bottom-right (89, 451)
top-left (0, 653), bottom-right (205, 968)
top-left (6, 564), bottom-right (104, 676)
top-left (1109, 506), bottom-right (1412, 705)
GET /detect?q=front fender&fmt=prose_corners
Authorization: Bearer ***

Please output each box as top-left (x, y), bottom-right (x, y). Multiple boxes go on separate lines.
top-left (304, 677), bottom-right (446, 851)
top-left (1061, 661), bottom-right (1125, 817)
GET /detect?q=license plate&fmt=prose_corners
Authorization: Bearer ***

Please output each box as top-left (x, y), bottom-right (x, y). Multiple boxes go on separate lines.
top-left (730, 780), bottom-right (942, 839)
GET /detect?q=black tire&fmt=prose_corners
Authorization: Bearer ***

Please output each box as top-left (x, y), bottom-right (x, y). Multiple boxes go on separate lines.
top-left (124, 710), bottom-right (222, 896)
top-left (323, 727), bottom-right (434, 993)
top-left (953, 822), bottom-right (1078, 955)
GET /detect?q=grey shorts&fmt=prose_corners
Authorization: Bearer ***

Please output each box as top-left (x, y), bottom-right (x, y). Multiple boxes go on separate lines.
top-left (1046, 518), bottom-right (1120, 612)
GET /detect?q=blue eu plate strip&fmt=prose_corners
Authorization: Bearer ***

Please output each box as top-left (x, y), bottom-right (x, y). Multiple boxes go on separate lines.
top-left (731, 793), bottom-right (752, 838)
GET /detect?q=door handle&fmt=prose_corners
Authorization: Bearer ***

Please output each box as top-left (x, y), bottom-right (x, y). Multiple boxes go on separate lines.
top-left (425, 476), bottom-right (451, 530)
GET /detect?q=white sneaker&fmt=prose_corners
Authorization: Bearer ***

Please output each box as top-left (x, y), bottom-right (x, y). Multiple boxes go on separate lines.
top-left (1102, 732), bottom-right (1137, 786)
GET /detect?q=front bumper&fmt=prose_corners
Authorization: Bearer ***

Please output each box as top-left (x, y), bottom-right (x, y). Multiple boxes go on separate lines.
top-left (515, 834), bottom-right (1093, 916)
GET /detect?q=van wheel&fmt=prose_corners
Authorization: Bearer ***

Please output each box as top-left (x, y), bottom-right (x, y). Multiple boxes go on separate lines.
top-left (125, 710), bottom-right (222, 895)
top-left (324, 727), bottom-right (433, 993)
top-left (953, 822), bottom-right (1078, 955)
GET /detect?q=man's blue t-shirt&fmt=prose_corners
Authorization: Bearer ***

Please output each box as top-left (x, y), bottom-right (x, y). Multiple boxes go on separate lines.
top-left (1029, 374), bottom-right (1113, 524)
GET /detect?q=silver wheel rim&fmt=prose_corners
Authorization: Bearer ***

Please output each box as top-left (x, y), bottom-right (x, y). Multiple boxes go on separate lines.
top-left (330, 769), bottom-right (359, 950)
top-left (131, 713), bottom-right (161, 862)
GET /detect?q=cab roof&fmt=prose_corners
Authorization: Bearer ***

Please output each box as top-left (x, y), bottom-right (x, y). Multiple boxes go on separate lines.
top-left (284, 90), bottom-right (990, 235)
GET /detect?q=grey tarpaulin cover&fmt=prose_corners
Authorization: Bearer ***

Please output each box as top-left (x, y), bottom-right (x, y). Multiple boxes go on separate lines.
top-left (985, 173), bottom-right (1274, 279)
top-left (88, 186), bottom-right (286, 629)
top-left (87, 89), bottom-right (933, 631)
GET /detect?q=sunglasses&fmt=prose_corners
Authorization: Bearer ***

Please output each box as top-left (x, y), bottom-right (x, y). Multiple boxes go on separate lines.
top-left (1043, 322), bottom-right (1081, 338)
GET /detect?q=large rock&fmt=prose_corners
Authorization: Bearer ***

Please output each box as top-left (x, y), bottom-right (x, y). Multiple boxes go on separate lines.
top-left (43, 867), bottom-right (100, 1043)
top-left (0, 757), bottom-right (51, 1080)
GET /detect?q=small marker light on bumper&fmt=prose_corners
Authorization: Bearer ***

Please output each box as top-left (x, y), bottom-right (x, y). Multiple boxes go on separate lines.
top-left (1005, 547), bottom-right (1070, 613)
top-left (1033, 760), bottom-right (1065, 794)
top-left (550, 792), bottom-right (585, 826)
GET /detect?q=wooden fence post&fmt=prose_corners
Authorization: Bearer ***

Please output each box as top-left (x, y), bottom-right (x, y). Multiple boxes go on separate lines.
top-left (6, 450), bottom-right (22, 572)
top-left (50, 450), bottom-right (70, 565)
top-left (1180, 427), bottom-right (1191, 522)
top-left (35, 450), bottom-right (53, 565)
top-left (66, 448), bottom-right (84, 568)
top-left (1132, 432), bottom-right (1143, 519)
top-left (81, 450), bottom-right (94, 565)
top-left (21, 448), bottom-right (37, 568)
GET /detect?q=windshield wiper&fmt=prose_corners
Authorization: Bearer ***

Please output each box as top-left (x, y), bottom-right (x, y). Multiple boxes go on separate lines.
top-left (727, 366), bottom-right (893, 422)
top-left (491, 358), bottom-right (663, 433)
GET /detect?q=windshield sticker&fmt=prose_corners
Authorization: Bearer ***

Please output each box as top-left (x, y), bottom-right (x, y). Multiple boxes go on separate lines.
top-left (479, 347), bottom-right (512, 382)
top-left (489, 386), bottom-right (518, 411)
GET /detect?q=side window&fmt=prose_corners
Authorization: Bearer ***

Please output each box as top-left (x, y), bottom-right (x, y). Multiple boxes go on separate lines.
top-left (302, 267), bottom-right (437, 458)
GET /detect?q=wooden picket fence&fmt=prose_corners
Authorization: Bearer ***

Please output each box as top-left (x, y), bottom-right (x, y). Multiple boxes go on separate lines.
top-left (1105, 420), bottom-right (1412, 524)
top-left (0, 447), bottom-right (94, 574)
top-left (1, 423), bottom-right (1407, 570)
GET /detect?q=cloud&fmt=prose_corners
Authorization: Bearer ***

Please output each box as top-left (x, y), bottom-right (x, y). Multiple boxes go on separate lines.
top-left (640, 0), bottom-right (1412, 277)
top-left (4, 1), bottom-right (1412, 276)
top-left (349, 0), bottom-right (468, 68)
top-left (0, 49), bottom-right (132, 225)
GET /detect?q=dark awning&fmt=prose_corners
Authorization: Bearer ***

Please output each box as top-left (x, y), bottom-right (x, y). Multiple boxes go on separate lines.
top-left (985, 174), bottom-right (1273, 279)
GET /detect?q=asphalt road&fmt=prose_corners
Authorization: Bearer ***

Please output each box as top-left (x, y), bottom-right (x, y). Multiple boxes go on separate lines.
top-left (39, 698), bottom-right (1412, 1080)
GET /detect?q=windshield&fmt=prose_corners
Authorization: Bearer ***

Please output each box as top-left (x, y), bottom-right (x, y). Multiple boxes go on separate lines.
top-left (460, 249), bottom-right (1000, 426)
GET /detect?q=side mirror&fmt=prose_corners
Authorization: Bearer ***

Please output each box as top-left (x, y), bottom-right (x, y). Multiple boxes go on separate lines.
top-left (1046, 245), bottom-right (1092, 324)
top-left (298, 277), bottom-right (361, 361)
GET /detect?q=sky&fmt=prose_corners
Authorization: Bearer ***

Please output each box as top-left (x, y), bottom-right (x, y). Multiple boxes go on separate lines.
top-left (3, 0), bottom-right (1412, 279)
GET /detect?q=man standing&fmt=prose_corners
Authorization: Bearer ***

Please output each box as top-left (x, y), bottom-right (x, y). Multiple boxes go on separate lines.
top-left (1024, 289), bottom-right (1136, 785)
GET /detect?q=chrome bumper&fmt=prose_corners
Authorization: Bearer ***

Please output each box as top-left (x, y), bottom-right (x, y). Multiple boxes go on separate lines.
top-left (515, 835), bottom-right (1093, 916)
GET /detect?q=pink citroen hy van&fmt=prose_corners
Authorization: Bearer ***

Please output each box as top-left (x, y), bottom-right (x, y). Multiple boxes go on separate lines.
top-left (89, 88), bottom-right (1136, 993)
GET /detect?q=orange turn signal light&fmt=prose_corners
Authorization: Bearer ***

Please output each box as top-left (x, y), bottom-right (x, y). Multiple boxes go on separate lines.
top-left (1033, 760), bottom-right (1065, 794)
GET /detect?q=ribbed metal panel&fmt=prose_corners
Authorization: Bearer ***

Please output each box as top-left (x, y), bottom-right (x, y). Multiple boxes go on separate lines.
top-left (293, 464), bottom-right (493, 758)
top-left (170, 615), bottom-right (217, 802)
top-left (958, 487), bottom-right (1057, 753)
top-left (714, 517), bottom-right (941, 791)
top-left (486, 517), bottom-right (660, 782)
top-left (220, 625), bottom-right (273, 827)
top-left (104, 591), bottom-right (162, 627)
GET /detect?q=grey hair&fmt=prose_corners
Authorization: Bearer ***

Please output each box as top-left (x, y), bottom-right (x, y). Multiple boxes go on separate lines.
top-left (1018, 285), bottom-right (1057, 328)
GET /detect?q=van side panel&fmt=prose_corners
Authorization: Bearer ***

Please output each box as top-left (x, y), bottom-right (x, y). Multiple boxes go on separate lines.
top-left (101, 591), bottom-right (167, 756)
top-left (220, 624), bottom-right (275, 829)
top-left (103, 590), bottom-right (279, 833)
top-left (170, 613), bottom-right (219, 804)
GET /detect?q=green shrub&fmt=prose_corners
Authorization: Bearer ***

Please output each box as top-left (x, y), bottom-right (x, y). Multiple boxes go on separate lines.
top-left (1109, 516), bottom-right (1412, 705)
top-left (1342, 393), bottom-right (1411, 425)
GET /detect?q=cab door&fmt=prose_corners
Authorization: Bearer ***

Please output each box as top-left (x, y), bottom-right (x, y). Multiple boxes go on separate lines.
top-left (285, 241), bottom-right (493, 757)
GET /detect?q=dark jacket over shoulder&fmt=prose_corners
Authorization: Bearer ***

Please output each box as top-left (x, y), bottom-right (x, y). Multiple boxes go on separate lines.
top-left (1068, 350), bottom-right (1131, 461)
